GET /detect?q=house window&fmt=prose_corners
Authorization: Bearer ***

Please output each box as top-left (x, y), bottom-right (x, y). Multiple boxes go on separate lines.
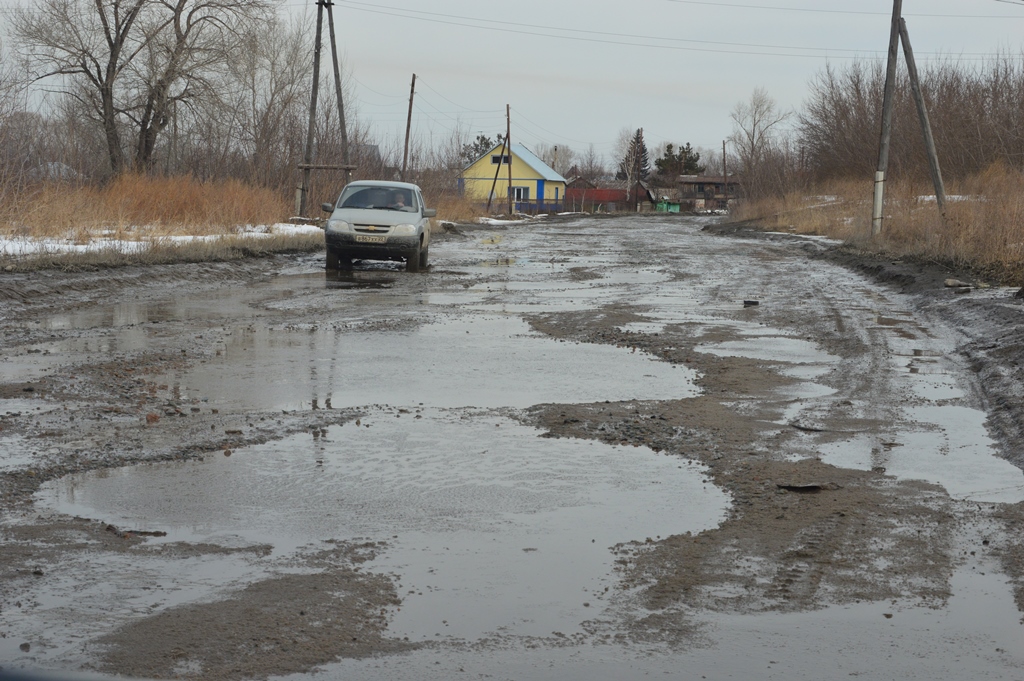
top-left (511, 186), bottom-right (530, 201)
top-left (491, 155), bottom-right (510, 165)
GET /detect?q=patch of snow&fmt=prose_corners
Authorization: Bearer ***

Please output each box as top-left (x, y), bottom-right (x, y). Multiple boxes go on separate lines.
top-left (477, 217), bottom-right (530, 226)
top-left (268, 222), bottom-right (323, 236)
top-left (765, 232), bottom-right (843, 245)
top-left (0, 223), bottom-right (322, 257)
top-left (919, 195), bottom-right (971, 203)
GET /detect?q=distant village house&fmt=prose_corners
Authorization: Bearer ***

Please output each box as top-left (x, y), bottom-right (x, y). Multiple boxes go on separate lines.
top-left (459, 143), bottom-right (566, 213)
top-left (565, 177), bottom-right (656, 213)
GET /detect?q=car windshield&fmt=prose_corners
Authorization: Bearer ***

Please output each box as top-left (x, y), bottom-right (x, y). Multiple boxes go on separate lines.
top-left (337, 186), bottom-right (419, 212)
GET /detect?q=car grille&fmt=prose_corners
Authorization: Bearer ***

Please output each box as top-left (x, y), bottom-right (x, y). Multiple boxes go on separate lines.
top-left (353, 225), bottom-right (391, 234)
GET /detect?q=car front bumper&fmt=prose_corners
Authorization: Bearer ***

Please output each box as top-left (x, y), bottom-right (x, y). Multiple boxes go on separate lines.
top-left (325, 232), bottom-right (421, 261)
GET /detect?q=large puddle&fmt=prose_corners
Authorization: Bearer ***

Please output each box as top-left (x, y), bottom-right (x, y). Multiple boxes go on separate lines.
top-left (282, 560), bottom-right (1024, 680)
top-left (37, 409), bottom-right (729, 639)
top-left (159, 314), bottom-right (698, 411)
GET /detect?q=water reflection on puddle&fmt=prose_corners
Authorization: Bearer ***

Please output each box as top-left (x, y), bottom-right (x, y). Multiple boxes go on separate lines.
top-left (162, 315), bottom-right (697, 411)
top-left (699, 336), bottom-right (838, 366)
top-left (38, 410), bottom-right (728, 639)
top-left (305, 563), bottom-right (1024, 681)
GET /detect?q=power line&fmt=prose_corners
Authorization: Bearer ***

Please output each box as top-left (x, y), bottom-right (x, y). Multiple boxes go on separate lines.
top-left (665, 0), bottom-right (1024, 19)
top-left (417, 77), bottom-right (503, 115)
top-left (338, 0), bottom-right (879, 55)
top-left (512, 107), bottom-right (598, 147)
top-left (349, 75), bottom-right (405, 100)
top-left (333, 1), bottom-right (1020, 60)
top-left (333, 2), bottom-right (866, 59)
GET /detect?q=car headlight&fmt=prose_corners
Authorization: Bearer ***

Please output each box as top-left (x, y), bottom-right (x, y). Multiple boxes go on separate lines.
top-left (391, 224), bottom-right (417, 236)
top-left (326, 219), bottom-right (351, 233)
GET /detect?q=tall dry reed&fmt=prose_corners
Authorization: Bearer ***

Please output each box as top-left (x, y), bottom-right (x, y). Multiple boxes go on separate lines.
top-left (0, 175), bottom-right (289, 239)
top-left (731, 164), bottom-right (1024, 284)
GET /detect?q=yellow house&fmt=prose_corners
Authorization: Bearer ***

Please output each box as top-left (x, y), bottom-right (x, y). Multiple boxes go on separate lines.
top-left (459, 143), bottom-right (567, 212)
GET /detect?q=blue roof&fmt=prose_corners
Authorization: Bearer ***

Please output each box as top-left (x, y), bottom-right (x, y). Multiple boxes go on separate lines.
top-left (468, 143), bottom-right (567, 183)
top-left (510, 143), bottom-right (567, 183)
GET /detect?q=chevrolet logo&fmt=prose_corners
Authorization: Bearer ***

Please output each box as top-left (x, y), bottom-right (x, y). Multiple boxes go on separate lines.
top-left (367, 226), bottom-right (379, 232)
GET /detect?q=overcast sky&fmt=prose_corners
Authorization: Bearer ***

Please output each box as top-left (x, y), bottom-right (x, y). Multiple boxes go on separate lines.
top-left (308, 0), bottom-right (1024, 162)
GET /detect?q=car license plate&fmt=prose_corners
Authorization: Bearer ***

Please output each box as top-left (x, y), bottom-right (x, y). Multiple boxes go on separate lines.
top-left (355, 235), bottom-right (387, 243)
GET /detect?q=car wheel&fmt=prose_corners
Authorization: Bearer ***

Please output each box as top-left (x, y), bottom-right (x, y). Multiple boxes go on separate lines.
top-left (419, 246), bottom-right (429, 269)
top-left (406, 244), bottom-right (421, 272)
top-left (326, 248), bottom-right (352, 270)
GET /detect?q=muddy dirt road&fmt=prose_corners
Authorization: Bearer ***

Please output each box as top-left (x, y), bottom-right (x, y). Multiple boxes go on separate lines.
top-left (2, 215), bottom-right (1024, 680)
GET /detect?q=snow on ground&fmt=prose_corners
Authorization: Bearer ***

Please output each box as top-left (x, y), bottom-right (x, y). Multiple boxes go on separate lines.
top-left (476, 214), bottom-right (548, 226)
top-left (919, 195), bottom-right (971, 203)
top-left (0, 223), bottom-right (322, 257)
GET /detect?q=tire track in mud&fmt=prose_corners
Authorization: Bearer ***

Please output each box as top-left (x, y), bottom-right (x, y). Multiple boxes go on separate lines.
top-left (522, 229), bottom-right (963, 620)
top-left (768, 510), bottom-right (847, 609)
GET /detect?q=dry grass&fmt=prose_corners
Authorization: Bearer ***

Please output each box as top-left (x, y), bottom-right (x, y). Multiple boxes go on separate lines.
top-left (425, 192), bottom-right (487, 224)
top-left (0, 175), bottom-right (325, 270)
top-left (0, 175), bottom-right (289, 239)
top-left (731, 165), bottom-right (1024, 285)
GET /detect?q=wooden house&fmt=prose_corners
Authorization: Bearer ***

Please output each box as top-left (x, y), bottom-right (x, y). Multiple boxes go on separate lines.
top-left (676, 175), bottom-right (740, 210)
top-left (459, 143), bottom-right (567, 213)
top-left (565, 179), bottom-right (656, 213)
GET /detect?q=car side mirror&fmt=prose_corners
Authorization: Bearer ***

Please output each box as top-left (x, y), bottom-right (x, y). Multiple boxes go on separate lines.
top-left (321, 202), bottom-right (334, 213)
top-left (422, 208), bottom-right (437, 218)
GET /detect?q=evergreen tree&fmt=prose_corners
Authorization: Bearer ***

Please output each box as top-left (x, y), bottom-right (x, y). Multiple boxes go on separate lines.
top-left (461, 133), bottom-right (506, 166)
top-left (616, 128), bottom-right (650, 182)
top-left (655, 142), bottom-right (705, 178)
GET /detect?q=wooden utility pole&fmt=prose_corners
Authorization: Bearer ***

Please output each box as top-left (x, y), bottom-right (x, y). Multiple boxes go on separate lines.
top-left (325, 1), bottom-right (351, 184)
top-left (506, 104), bottom-right (513, 216)
top-left (899, 18), bottom-right (946, 215)
top-left (872, 0), bottom-right (903, 236)
top-left (401, 73), bottom-right (416, 181)
top-left (722, 139), bottom-right (728, 206)
top-left (297, 0), bottom-right (325, 216)
top-left (296, 0), bottom-right (354, 217)
top-left (486, 137), bottom-right (508, 213)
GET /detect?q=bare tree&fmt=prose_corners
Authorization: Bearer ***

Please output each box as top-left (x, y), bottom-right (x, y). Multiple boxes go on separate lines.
top-left (129, 0), bottom-right (274, 170)
top-left (695, 145), bottom-right (732, 177)
top-left (217, 16), bottom-right (312, 186)
top-left (577, 143), bottom-right (606, 181)
top-left (0, 42), bottom-right (32, 195)
top-left (12, 0), bottom-right (272, 175)
top-left (532, 142), bottom-right (576, 177)
top-left (730, 87), bottom-right (792, 198)
top-left (12, 0), bottom-right (152, 174)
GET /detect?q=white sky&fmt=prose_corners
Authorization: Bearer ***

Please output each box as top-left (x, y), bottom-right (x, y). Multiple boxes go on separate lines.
top-left (308, 0), bottom-right (1024, 162)
top-left (3, 0), bottom-right (1023, 164)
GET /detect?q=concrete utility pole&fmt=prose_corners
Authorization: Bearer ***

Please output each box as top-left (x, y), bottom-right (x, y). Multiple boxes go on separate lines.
top-left (401, 73), bottom-right (416, 181)
top-left (899, 18), bottom-right (946, 215)
top-left (872, 0), bottom-right (903, 236)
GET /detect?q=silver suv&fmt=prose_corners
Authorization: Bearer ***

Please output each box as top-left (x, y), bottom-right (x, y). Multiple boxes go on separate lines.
top-left (321, 180), bottom-right (436, 272)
